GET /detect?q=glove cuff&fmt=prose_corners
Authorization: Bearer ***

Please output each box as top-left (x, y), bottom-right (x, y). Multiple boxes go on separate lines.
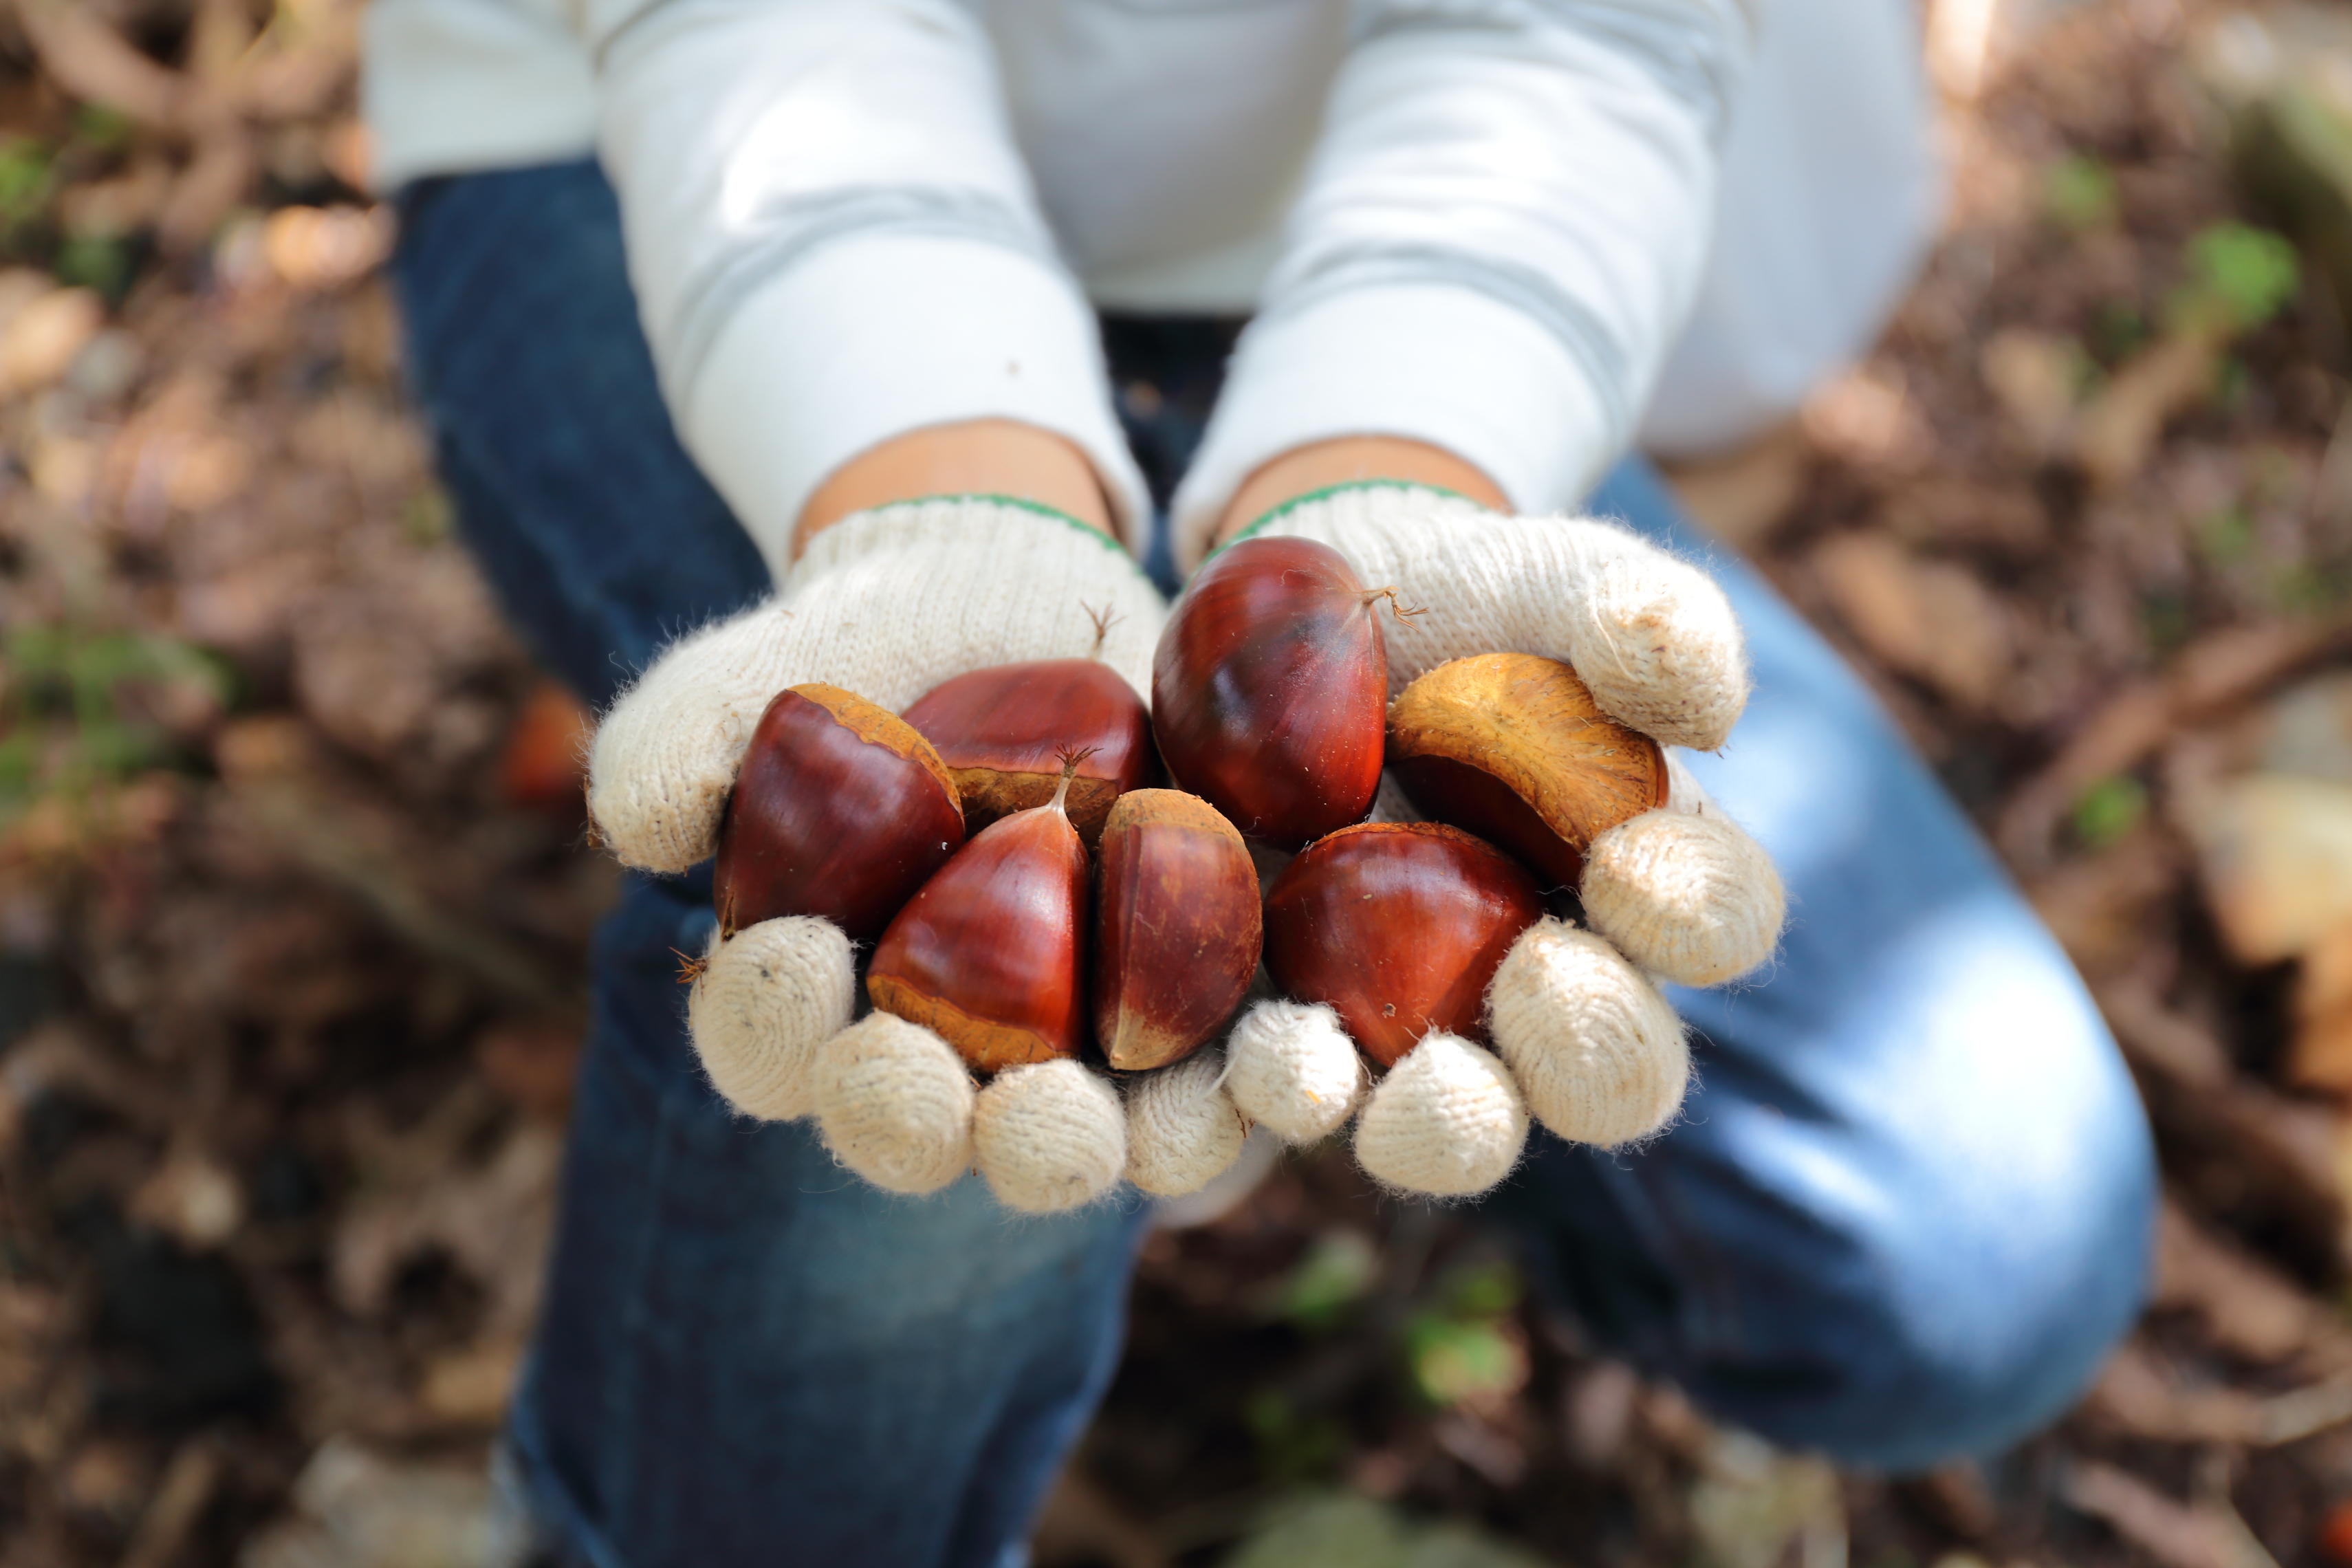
top-left (1217, 480), bottom-right (1496, 560)
top-left (783, 494), bottom-right (1166, 709)
top-left (792, 493), bottom-right (1140, 590)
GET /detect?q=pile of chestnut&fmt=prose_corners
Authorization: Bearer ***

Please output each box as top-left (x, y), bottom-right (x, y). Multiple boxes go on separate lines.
top-left (714, 536), bottom-right (1671, 1118)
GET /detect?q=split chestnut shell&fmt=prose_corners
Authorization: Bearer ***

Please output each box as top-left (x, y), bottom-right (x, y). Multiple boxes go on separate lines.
top-left (1092, 790), bottom-right (1262, 1071)
top-left (1386, 653), bottom-right (1666, 889)
top-left (713, 684), bottom-right (965, 943)
top-left (902, 659), bottom-right (1156, 847)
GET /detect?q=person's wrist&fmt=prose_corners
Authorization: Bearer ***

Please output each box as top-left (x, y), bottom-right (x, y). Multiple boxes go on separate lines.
top-left (796, 419), bottom-right (1118, 559)
top-left (1212, 437), bottom-right (1509, 549)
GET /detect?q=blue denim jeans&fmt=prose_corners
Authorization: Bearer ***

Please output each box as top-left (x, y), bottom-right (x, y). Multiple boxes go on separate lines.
top-left (391, 161), bottom-right (2158, 1568)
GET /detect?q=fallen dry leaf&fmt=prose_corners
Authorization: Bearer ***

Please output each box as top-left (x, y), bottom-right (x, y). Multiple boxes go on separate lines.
top-left (2155, 1199), bottom-right (2352, 1366)
top-left (2294, 919), bottom-right (2352, 1092)
top-left (263, 205), bottom-right (393, 292)
top-left (2062, 1458), bottom-right (2278, 1568)
top-left (240, 1437), bottom-right (523, 1568)
top-left (496, 682), bottom-right (593, 818)
top-left (127, 1142), bottom-right (244, 1250)
top-left (1802, 363), bottom-right (1932, 470)
top-left (1981, 326), bottom-right (2082, 455)
top-left (1657, 420), bottom-right (1809, 552)
top-left (474, 1019), bottom-right (580, 1117)
top-left (2075, 316), bottom-right (2236, 489)
top-left (332, 1120), bottom-right (559, 1338)
top-left (416, 1338), bottom-right (523, 1429)
top-left (56, 1435), bottom-right (147, 1522)
top-left (1686, 1430), bottom-right (1845, 1568)
top-left (1999, 619), bottom-right (2352, 873)
top-left (2188, 774), bottom-right (2352, 963)
top-left (2263, 672), bottom-right (2352, 785)
top-left (2027, 820), bottom-right (2185, 978)
top-left (1813, 532), bottom-right (2013, 710)
top-left (0, 288), bottom-right (103, 398)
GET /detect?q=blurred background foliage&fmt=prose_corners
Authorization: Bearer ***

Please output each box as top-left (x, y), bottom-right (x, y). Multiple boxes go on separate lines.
top-left (18, 0), bottom-right (2352, 1565)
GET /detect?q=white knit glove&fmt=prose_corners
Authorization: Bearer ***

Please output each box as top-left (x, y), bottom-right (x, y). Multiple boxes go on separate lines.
top-left (587, 498), bottom-right (1214, 1212)
top-left (1214, 483), bottom-right (1785, 1199)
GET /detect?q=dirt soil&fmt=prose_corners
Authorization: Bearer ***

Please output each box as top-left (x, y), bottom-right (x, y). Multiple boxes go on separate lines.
top-left (8, 1), bottom-right (2352, 1565)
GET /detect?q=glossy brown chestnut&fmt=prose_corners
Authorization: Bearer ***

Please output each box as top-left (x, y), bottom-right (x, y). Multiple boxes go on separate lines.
top-left (1263, 821), bottom-right (1543, 1067)
top-left (1092, 790), bottom-right (1262, 1071)
top-left (1386, 653), bottom-right (1666, 889)
top-left (902, 659), bottom-right (1156, 847)
top-left (867, 758), bottom-right (1091, 1073)
top-left (713, 683), bottom-right (965, 942)
top-left (1151, 535), bottom-right (1395, 849)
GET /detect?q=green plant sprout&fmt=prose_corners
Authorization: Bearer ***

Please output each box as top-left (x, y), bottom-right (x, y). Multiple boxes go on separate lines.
top-left (0, 622), bottom-right (231, 827)
top-left (2171, 222), bottom-right (2301, 334)
top-left (2044, 153), bottom-right (2120, 232)
top-left (1402, 1261), bottom-right (1525, 1407)
top-left (1272, 1230), bottom-right (1381, 1332)
top-left (2197, 504), bottom-right (2256, 567)
top-left (2071, 775), bottom-right (2148, 851)
top-left (0, 137), bottom-right (54, 238)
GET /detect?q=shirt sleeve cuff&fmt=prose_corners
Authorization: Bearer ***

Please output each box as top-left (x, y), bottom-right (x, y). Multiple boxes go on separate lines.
top-left (1168, 283), bottom-right (1615, 573)
top-left (680, 233), bottom-right (1151, 581)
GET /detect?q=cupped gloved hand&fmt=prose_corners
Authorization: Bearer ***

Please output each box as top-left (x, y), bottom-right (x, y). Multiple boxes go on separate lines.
top-left (587, 496), bottom-right (1188, 1212)
top-left (1210, 482), bottom-right (1786, 1198)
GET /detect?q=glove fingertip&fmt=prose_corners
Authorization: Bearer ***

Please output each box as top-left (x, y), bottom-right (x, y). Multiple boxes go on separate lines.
top-left (1490, 919), bottom-right (1688, 1147)
top-left (688, 915), bottom-right (857, 1120)
top-left (1125, 1052), bottom-right (1248, 1197)
top-left (812, 1013), bottom-right (976, 1195)
top-left (973, 1059), bottom-right (1127, 1214)
top-left (1226, 999), bottom-right (1364, 1144)
top-left (1565, 556), bottom-right (1750, 752)
top-left (1581, 811), bottom-right (1785, 988)
top-left (1352, 1032), bottom-right (1526, 1199)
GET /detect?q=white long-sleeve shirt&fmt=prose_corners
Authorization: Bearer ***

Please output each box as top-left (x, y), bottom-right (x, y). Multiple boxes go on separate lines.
top-left (362, 0), bottom-right (1937, 576)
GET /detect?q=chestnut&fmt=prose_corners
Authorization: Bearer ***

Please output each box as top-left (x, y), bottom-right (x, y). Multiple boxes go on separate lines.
top-left (1386, 653), bottom-right (1666, 889)
top-left (902, 655), bottom-right (1155, 849)
top-left (1151, 535), bottom-right (1397, 849)
top-left (713, 683), bottom-right (965, 943)
top-left (1263, 822), bottom-right (1543, 1067)
top-left (1092, 789), bottom-right (1262, 1071)
top-left (867, 754), bottom-right (1091, 1073)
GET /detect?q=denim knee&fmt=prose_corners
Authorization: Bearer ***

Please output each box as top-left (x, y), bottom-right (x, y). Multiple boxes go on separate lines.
top-left (1506, 895), bottom-right (2157, 1472)
top-left (1681, 916), bottom-right (2157, 1469)
top-left (1721, 1161), bottom-right (2153, 1470)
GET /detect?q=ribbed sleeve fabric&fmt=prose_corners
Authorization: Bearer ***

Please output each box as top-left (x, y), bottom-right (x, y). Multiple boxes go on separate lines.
top-left (589, 0), bottom-right (1149, 567)
top-left (361, 0), bottom-right (597, 190)
top-left (1168, 0), bottom-right (1755, 567)
top-left (1168, 284), bottom-right (1613, 572)
top-left (684, 236), bottom-right (1146, 584)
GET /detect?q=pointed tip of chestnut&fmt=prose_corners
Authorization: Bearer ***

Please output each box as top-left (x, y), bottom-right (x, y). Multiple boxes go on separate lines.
top-left (713, 684), bottom-right (966, 943)
top-left (1263, 820), bottom-right (1544, 1067)
top-left (1151, 535), bottom-right (1390, 849)
top-left (1092, 789), bottom-right (1262, 1071)
top-left (867, 787), bottom-right (1091, 1074)
top-left (1386, 653), bottom-right (1666, 888)
top-left (902, 660), bottom-right (1157, 847)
